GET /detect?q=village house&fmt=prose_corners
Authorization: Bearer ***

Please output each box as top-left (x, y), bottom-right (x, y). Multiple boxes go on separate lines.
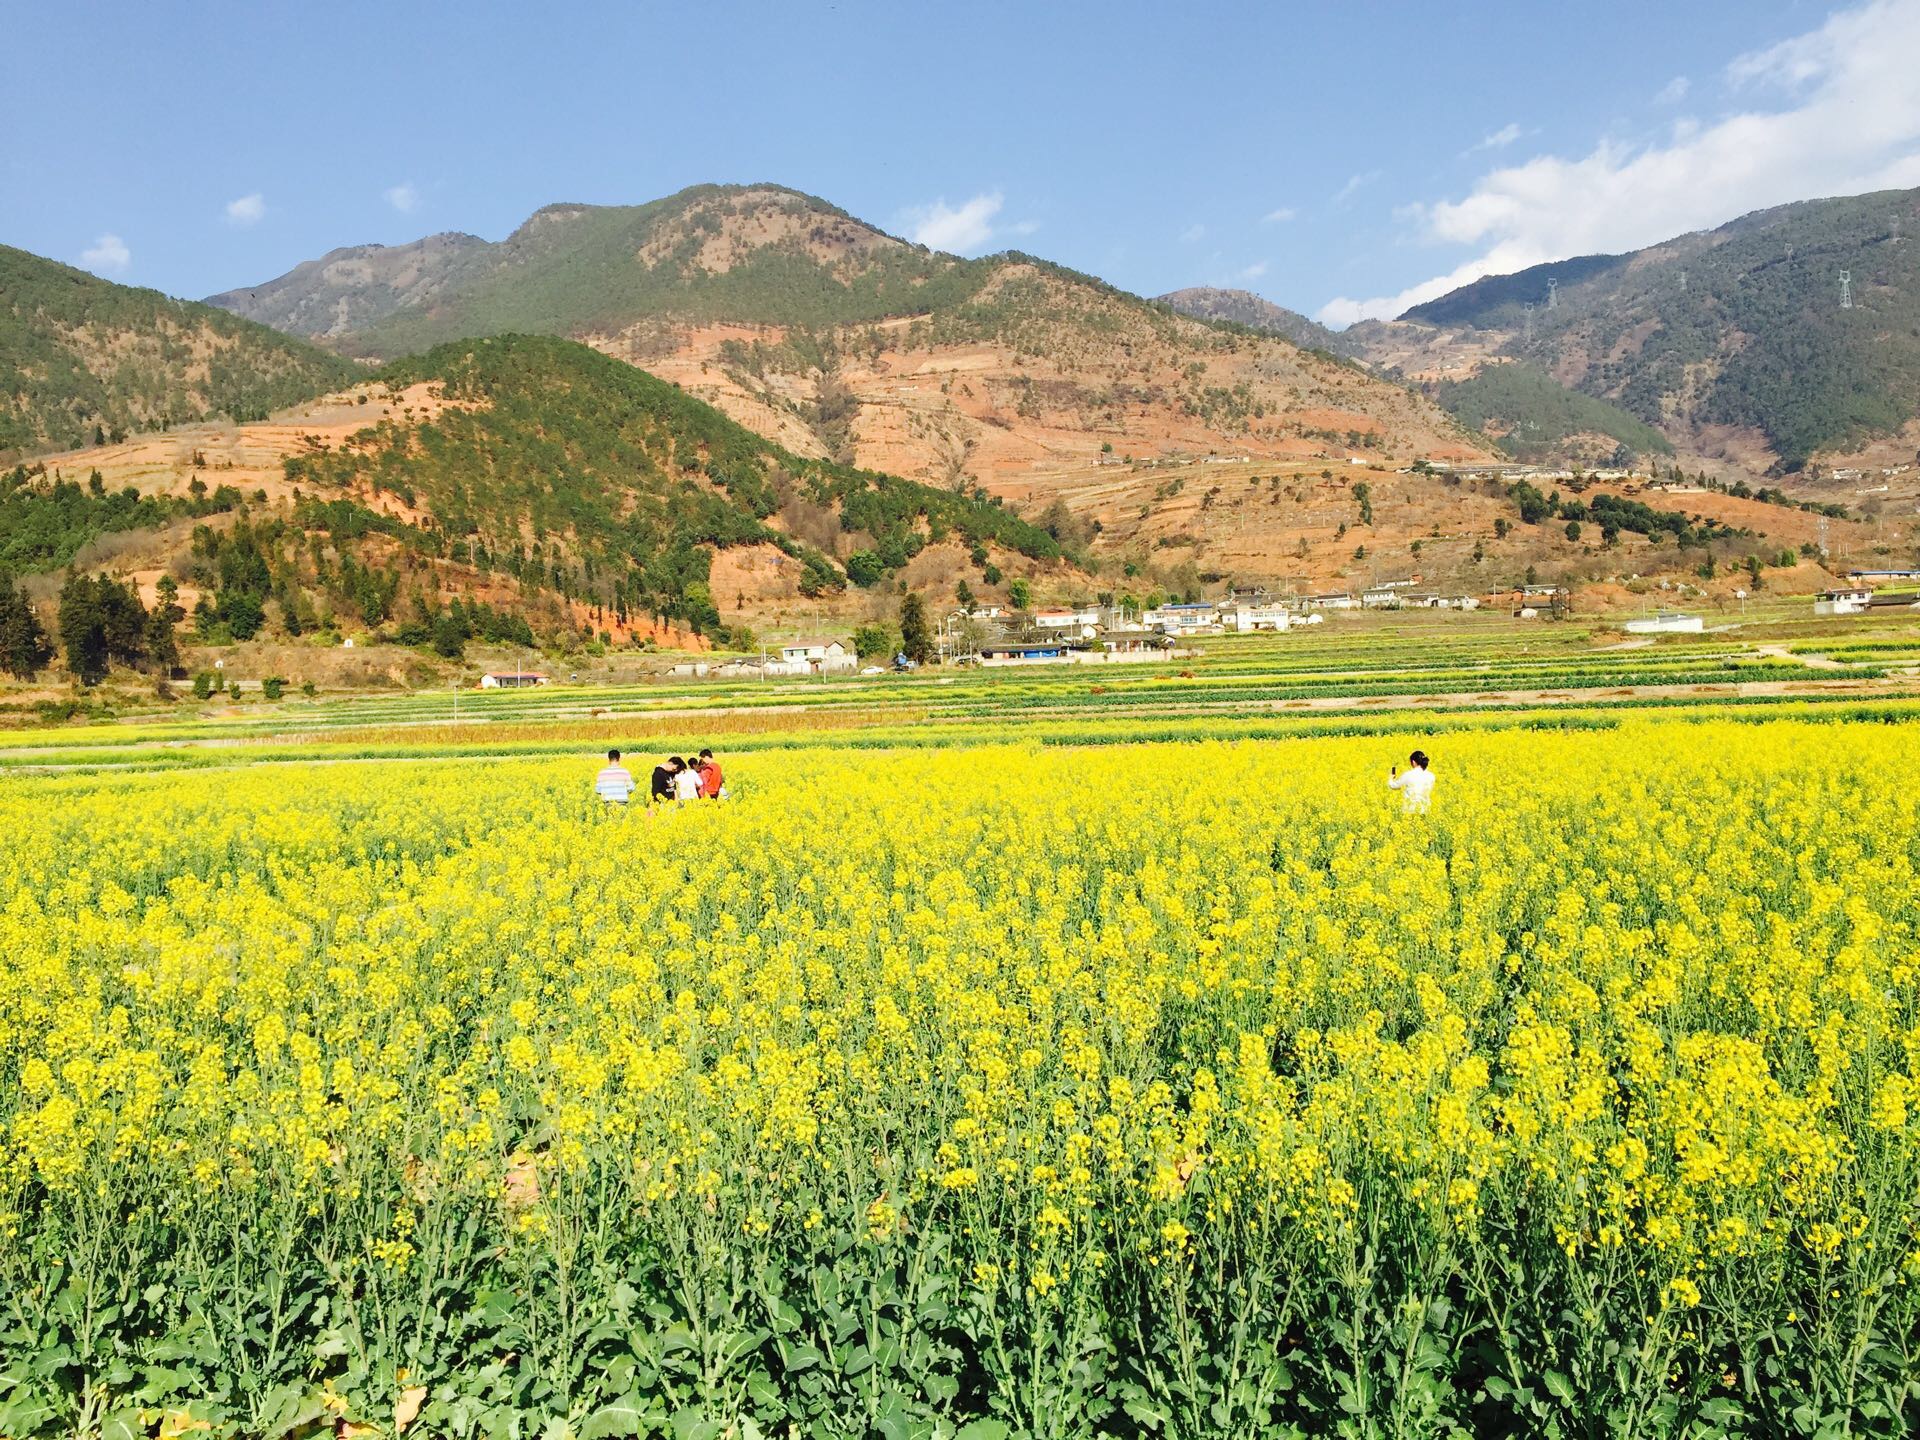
top-left (480, 671), bottom-right (549, 689)
top-left (1814, 588), bottom-right (1874, 616)
top-left (1142, 602), bottom-right (1224, 635)
top-left (1032, 606), bottom-right (1102, 631)
top-left (1220, 602), bottom-right (1292, 632)
top-left (765, 639), bottom-right (855, 676)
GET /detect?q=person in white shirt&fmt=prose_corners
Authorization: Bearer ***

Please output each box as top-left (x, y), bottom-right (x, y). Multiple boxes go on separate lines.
top-left (672, 756), bottom-right (704, 804)
top-left (1388, 750), bottom-right (1436, 813)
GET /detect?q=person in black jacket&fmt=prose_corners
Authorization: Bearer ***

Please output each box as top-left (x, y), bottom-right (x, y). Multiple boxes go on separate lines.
top-left (650, 756), bottom-right (681, 805)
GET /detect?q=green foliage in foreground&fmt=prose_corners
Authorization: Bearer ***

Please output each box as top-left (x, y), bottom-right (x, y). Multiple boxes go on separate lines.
top-left (0, 721), bottom-right (1917, 1437)
top-left (0, 243), bottom-right (356, 454)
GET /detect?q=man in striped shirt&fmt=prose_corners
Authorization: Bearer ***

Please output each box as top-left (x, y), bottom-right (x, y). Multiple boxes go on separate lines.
top-left (595, 749), bottom-right (636, 805)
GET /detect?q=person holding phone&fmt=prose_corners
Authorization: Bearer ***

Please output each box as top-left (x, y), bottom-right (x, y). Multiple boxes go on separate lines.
top-left (1388, 750), bottom-right (1435, 814)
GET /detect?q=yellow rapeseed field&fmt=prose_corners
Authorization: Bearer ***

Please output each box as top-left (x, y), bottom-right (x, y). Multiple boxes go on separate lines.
top-left (1, 719), bottom-right (1916, 1437)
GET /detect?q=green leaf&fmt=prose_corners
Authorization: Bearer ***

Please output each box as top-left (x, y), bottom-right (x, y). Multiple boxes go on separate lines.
top-left (578, 1395), bottom-right (649, 1440)
top-left (954, 1422), bottom-right (1010, 1440)
top-left (1543, 1371), bottom-right (1574, 1404)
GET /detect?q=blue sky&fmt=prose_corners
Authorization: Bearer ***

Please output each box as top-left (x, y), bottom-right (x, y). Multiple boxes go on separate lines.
top-left (9, 1), bottom-right (1920, 325)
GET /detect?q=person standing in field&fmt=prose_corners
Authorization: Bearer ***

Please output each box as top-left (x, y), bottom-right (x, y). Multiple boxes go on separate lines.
top-left (594, 748), bottom-right (636, 806)
top-left (696, 747), bottom-right (724, 799)
top-left (1388, 750), bottom-right (1435, 814)
top-left (672, 756), bottom-right (704, 804)
top-left (650, 756), bottom-right (680, 806)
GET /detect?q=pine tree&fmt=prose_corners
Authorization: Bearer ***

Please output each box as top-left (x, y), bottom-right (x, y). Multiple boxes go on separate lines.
top-left (59, 572), bottom-right (109, 685)
top-left (899, 593), bottom-right (934, 665)
top-left (0, 574), bottom-right (54, 678)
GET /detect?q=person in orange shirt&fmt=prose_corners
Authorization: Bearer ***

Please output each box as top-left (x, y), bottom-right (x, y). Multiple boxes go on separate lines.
top-left (696, 747), bottom-right (724, 799)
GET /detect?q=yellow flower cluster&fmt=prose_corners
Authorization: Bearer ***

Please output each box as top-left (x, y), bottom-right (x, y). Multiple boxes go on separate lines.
top-left (1, 717), bottom-right (1916, 1409)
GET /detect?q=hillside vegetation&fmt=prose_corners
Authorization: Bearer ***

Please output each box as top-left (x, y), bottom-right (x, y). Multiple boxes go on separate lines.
top-left (1429, 362), bottom-right (1674, 462)
top-left (285, 335), bottom-right (1063, 632)
top-left (1387, 187), bottom-right (1920, 469)
top-left (1, 245), bottom-right (357, 456)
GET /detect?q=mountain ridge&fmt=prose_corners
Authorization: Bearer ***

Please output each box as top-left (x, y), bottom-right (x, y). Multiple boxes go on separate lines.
top-left (207, 183), bottom-right (1490, 491)
top-left (1347, 186), bottom-right (1920, 471)
top-left (1, 245), bottom-right (358, 458)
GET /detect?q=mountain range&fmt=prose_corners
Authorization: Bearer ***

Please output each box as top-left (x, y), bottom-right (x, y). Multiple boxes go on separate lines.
top-left (2, 179), bottom-right (1907, 675)
top-left (1344, 186), bottom-right (1920, 473)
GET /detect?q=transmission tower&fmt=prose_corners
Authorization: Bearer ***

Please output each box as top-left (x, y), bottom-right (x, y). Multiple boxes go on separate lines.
top-left (1818, 515), bottom-right (1831, 559)
top-left (1839, 270), bottom-right (1853, 310)
top-left (1546, 278), bottom-right (1559, 311)
top-left (1678, 269), bottom-right (1689, 293)
top-left (1522, 302), bottom-right (1534, 341)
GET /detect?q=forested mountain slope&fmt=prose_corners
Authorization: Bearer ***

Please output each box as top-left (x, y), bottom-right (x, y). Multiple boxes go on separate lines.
top-left (1350, 187), bottom-right (1920, 471)
top-left (1, 245), bottom-right (357, 457)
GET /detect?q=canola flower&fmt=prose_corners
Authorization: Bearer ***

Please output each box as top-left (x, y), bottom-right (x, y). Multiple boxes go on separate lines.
top-left (0, 718), bottom-right (1916, 1437)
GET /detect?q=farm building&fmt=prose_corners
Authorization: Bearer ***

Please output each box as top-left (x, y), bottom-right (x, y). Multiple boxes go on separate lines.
top-left (979, 641), bottom-right (1074, 667)
top-left (480, 671), bottom-right (549, 689)
top-left (1814, 588), bottom-right (1874, 616)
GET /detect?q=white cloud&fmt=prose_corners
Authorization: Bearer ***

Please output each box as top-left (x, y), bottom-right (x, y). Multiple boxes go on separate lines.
top-left (1464, 122), bottom-right (1526, 156)
top-left (225, 192), bottom-right (265, 226)
top-left (1262, 206), bottom-right (1297, 224)
top-left (1655, 75), bottom-right (1690, 105)
top-left (1239, 261), bottom-right (1270, 280)
top-left (1179, 222), bottom-right (1208, 243)
top-left (902, 191), bottom-right (1003, 253)
top-left (1318, 0), bottom-right (1920, 326)
top-left (385, 182), bottom-right (420, 214)
top-left (1006, 218), bottom-right (1042, 237)
top-left (79, 233), bottom-right (130, 275)
top-left (1333, 170), bottom-right (1381, 205)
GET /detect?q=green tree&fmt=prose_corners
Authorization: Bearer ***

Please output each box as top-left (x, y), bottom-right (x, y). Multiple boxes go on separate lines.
top-left (0, 574), bottom-right (54, 678)
top-left (954, 579), bottom-right (975, 613)
top-left (899, 593), bottom-right (934, 665)
top-left (1353, 482), bottom-right (1374, 526)
top-left (1008, 578), bottom-right (1032, 610)
top-left (58, 573), bottom-right (110, 685)
top-left (851, 624), bottom-right (898, 660)
top-left (432, 611), bottom-right (467, 658)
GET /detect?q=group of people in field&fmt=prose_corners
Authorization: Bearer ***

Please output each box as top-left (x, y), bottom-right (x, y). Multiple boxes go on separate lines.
top-left (590, 743), bottom-right (1432, 813)
top-left (593, 747), bottom-right (725, 808)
